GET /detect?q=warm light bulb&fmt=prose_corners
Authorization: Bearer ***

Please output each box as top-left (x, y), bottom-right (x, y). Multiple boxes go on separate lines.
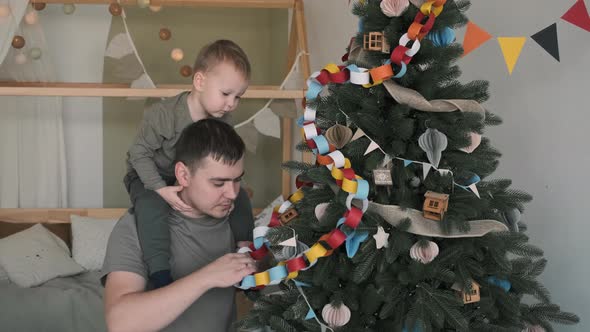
top-left (24, 11), bottom-right (39, 25)
top-left (170, 48), bottom-right (184, 62)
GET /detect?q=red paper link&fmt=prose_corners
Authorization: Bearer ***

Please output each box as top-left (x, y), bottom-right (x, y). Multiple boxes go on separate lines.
top-left (249, 243), bottom-right (269, 260)
top-left (269, 211), bottom-right (281, 227)
top-left (286, 256), bottom-right (308, 273)
top-left (324, 228), bottom-right (347, 249)
top-left (343, 207), bottom-right (363, 228)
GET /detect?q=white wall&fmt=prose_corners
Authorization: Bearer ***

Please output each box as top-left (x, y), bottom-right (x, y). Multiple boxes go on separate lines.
top-left (304, 0), bottom-right (588, 330)
top-left (40, 4), bottom-right (110, 207)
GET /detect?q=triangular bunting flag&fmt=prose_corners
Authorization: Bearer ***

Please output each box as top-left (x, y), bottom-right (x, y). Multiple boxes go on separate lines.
top-left (531, 23), bottom-right (560, 61)
top-left (105, 33), bottom-right (134, 59)
top-left (562, 0), bottom-right (590, 32)
top-left (351, 128), bottom-right (366, 141)
top-left (462, 21), bottom-right (493, 56)
top-left (364, 141), bottom-right (380, 155)
top-left (423, 163), bottom-right (432, 179)
top-left (403, 160), bottom-right (413, 167)
top-left (278, 237), bottom-right (297, 247)
top-left (497, 37), bottom-right (527, 74)
top-left (469, 183), bottom-right (481, 198)
top-left (305, 308), bottom-right (316, 320)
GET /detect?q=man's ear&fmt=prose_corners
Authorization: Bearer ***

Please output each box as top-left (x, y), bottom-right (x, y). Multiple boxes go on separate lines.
top-left (192, 70), bottom-right (206, 92)
top-left (175, 162), bottom-right (191, 187)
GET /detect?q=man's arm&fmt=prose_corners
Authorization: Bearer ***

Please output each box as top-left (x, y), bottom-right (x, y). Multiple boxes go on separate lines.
top-left (104, 253), bottom-right (256, 332)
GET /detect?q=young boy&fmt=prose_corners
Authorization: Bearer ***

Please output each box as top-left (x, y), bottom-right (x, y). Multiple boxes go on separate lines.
top-left (124, 40), bottom-right (251, 288)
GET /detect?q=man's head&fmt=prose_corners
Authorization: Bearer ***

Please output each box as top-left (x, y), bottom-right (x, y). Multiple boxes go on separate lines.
top-left (192, 39), bottom-right (251, 118)
top-left (174, 119), bottom-right (246, 219)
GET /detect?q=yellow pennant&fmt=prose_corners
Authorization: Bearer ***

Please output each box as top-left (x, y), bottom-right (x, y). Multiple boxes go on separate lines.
top-left (497, 37), bottom-right (526, 75)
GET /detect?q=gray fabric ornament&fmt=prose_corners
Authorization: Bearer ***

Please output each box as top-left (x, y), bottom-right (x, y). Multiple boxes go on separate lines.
top-left (274, 241), bottom-right (309, 261)
top-left (418, 128), bottom-right (448, 168)
top-left (409, 176), bottom-right (421, 187)
top-left (503, 208), bottom-right (521, 232)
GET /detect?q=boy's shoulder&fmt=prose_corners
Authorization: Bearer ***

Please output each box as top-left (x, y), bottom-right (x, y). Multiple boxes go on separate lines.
top-left (142, 92), bottom-right (189, 128)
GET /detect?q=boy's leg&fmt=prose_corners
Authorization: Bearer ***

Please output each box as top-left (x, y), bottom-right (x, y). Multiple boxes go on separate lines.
top-left (126, 173), bottom-right (172, 288)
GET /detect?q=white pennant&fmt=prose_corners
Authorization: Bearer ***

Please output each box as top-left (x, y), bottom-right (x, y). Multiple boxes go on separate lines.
top-left (469, 184), bottom-right (480, 198)
top-left (364, 141), bottom-right (380, 155)
top-left (105, 33), bottom-right (134, 59)
top-left (130, 72), bottom-right (155, 89)
top-left (279, 237), bottom-right (297, 247)
top-left (351, 128), bottom-right (366, 141)
top-left (253, 107), bottom-right (281, 138)
top-left (423, 163), bottom-right (432, 179)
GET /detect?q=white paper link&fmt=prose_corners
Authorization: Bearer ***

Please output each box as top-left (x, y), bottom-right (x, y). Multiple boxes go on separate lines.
top-left (253, 226), bottom-right (270, 239)
top-left (399, 33), bottom-right (421, 57)
top-left (303, 123), bottom-right (318, 140)
top-left (349, 69), bottom-right (371, 85)
top-left (325, 150), bottom-right (346, 171)
top-left (304, 107), bottom-right (317, 122)
top-left (346, 193), bottom-right (369, 213)
top-left (278, 200), bottom-right (293, 214)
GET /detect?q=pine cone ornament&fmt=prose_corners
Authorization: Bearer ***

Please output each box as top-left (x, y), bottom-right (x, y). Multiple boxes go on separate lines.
top-left (410, 240), bottom-right (439, 264)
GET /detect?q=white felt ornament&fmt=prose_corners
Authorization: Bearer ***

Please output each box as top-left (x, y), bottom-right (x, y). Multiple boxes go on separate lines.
top-left (315, 203), bottom-right (330, 221)
top-left (410, 240), bottom-right (439, 264)
top-left (321, 303), bottom-right (351, 328)
top-left (459, 132), bottom-right (482, 153)
top-left (380, 0), bottom-right (409, 17)
top-left (522, 325), bottom-right (545, 332)
top-left (418, 128), bottom-right (448, 168)
top-left (373, 226), bottom-right (390, 249)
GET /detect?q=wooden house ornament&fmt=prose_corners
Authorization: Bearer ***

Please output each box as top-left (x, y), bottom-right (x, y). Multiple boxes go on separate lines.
top-left (363, 32), bottom-right (390, 53)
top-left (423, 191), bottom-right (449, 221)
top-left (452, 280), bottom-right (481, 304)
top-left (279, 208), bottom-right (299, 225)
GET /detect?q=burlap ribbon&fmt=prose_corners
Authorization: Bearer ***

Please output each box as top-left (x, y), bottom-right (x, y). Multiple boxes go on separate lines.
top-left (368, 201), bottom-right (508, 238)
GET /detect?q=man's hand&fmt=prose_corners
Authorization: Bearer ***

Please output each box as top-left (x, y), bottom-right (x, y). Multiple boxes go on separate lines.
top-left (200, 253), bottom-right (256, 288)
top-left (156, 185), bottom-right (194, 212)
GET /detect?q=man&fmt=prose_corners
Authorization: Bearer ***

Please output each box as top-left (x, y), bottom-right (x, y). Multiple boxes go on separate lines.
top-left (102, 119), bottom-right (256, 332)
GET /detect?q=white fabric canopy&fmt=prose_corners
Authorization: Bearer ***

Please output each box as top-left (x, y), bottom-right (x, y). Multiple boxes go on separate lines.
top-left (0, 2), bottom-right (67, 207)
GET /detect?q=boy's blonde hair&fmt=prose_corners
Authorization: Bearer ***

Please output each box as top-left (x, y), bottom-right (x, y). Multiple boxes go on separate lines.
top-left (193, 39), bottom-right (251, 79)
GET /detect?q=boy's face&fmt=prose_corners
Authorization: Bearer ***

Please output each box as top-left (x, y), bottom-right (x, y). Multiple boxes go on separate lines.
top-left (177, 155), bottom-right (244, 219)
top-left (194, 61), bottom-right (249, 118)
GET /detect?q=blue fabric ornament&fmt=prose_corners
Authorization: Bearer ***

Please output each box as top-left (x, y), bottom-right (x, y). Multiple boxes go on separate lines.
top-left (487, 276), bottom-right (512, 292)
top-left (426, 27), bottom-right (456, 47)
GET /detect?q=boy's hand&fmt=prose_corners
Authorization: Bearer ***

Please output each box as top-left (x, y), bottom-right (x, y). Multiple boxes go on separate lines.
top-left (200, 253), bottom-right (256, 288)
top-left (156, 185), bottom-right (194, 212)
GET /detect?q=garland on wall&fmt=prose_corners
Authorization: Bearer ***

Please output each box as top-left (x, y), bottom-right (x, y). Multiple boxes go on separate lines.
top-left (462, 0), bottom-right (590, 74)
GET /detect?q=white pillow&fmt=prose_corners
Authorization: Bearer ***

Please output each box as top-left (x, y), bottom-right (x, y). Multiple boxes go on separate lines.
top-left (254, 195), bottom-right (284, 227)
top-left (0, 224), bottom-right (84, 287)
top-left (71, 215), bottom-right (118, 271)
top-left (0, 264), bottom-right (9, 282)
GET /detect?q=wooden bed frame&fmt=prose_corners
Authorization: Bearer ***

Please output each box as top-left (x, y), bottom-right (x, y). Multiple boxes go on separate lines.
top-left (0, 207), bottom-right (256, 318)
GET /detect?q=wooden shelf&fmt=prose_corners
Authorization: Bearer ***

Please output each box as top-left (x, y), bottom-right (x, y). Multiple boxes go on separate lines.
top-left (36, 0), bottom-right (296, 9)
top-left (0, 82), bottom-right (304, 98)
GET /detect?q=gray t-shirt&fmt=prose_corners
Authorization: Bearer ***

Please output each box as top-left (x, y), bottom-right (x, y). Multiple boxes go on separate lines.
top-left (101, 201), bottom-right (253, 332)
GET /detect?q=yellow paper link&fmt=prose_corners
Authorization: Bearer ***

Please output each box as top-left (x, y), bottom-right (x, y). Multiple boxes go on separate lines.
top-left (341, 176), bottom-right (359, 193)
top-left (305, 243), bottom-right (328, 264)
top-left (254, 271), bottom-right (271, 286)
top-left (362, 80), bottom-right (383, 88)
top-left (420, 1), bottom-right (434, 15)
top-left (278, 262), bottom-right (300, 279)
top-left (330, 158), bottom-right (352, 181)
top-left (432, 4), bottom-right (444, 16)
top-left (289, 189), bottom-right (305, 203)
top-left (323, 63), bottom-right (340, 74)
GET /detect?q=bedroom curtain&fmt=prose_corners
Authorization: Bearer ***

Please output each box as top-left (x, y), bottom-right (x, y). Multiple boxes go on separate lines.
top-left (0, 1), bottom-right (68, 207)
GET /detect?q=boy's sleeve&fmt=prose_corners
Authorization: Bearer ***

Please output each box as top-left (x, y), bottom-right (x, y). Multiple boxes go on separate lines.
top-left (127, 104), bottom-right (173, 191)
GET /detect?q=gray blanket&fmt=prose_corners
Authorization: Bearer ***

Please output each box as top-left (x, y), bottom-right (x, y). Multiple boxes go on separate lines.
top-left (0, 271), bottom-right (106, 332)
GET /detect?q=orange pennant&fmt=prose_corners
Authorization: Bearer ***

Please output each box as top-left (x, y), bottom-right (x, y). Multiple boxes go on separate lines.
top-left (497, 37), bottom-right (526, 75)
top-left (462, 21), bottom-right (493, 57)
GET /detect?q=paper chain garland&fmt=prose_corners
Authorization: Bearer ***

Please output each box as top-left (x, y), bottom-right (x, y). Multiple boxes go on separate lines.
top-left (235, 0), bottom-right (449, 290)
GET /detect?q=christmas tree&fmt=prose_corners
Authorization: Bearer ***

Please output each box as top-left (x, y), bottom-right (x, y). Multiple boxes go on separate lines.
top-left (237, 0), bottom-right (579, 331)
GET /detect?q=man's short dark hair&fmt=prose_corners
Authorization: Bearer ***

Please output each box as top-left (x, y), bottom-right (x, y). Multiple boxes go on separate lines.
top-left (175, 119), bottom-right (245, 172)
